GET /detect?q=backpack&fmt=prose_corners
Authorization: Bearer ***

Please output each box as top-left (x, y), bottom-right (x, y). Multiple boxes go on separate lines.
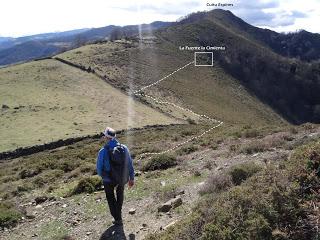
top-left (105, 144), bottom-right (129, 185)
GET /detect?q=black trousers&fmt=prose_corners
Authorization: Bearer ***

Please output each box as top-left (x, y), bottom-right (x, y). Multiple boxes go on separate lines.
top-left (103, 182), bottom-right (124, 221)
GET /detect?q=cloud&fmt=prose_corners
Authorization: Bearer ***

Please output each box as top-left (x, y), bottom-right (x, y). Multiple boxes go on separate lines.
top-left (235, 9), bottom-right (297, 28)
top-left (291, 10), bottom-right (307, 18)
top-left (112, 1), bottom-right (202, 16)
top-left (0, 0), bottom-right (318, 37)
top-left (233, 0), bottom-right (279, 9)
top-left (218, 0), bottom-right (308, 29)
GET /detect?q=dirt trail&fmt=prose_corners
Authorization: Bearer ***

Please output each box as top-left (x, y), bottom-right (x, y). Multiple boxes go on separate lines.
top-left (1, 173), bottom-right (202, 240)
top-left (1, 126), bottom-right (319, 240)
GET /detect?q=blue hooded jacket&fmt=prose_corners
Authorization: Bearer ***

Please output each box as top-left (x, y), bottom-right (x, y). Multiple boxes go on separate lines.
top-left (96, 138), bottom-right (134, 183)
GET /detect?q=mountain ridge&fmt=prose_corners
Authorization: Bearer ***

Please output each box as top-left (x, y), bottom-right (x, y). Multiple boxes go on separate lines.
top-left (155, 9), bottom-right (320, 123)
top-left (0, 21), bottom-right (174, 66)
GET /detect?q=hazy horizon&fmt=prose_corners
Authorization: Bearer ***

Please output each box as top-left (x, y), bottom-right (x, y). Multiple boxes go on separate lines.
top-left (1, 0), bottom-right (320, 38)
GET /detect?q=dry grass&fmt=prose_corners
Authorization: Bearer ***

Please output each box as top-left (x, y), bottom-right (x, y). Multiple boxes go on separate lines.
top-left (0, 59), bottom-right (178, 152)
top-left (57, 39), bottom-right (286, 127)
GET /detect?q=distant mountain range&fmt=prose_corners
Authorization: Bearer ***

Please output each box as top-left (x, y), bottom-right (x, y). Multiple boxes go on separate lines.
top-left (0, 21), bottom-right (173, 66)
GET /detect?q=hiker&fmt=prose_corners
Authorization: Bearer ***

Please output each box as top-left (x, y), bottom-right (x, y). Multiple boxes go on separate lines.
top-left (96, 127), bottom-right (134, 226)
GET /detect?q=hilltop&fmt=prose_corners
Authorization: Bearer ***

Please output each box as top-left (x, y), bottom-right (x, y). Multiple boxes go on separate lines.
top-left (158, 9), bottom-right (320, 123)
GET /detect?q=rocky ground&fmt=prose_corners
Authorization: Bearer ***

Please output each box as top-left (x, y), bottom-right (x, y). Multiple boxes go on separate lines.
top-left (1, 125), bottom-right (319, 240)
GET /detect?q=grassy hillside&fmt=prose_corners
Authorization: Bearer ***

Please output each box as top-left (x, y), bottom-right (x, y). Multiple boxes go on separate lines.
top-left (146, 131), bottom-right (320, 240)
top-left (0, 59), bottom-right (178, 152)
top-left (162, 10), bottom-right (320, 123)
top-left (0, 121), bottom-right (318, 239)
top-left (56, 39), bottom-right (285, 127)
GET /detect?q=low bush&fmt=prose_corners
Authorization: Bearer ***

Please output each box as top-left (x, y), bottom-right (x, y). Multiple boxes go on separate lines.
top-left (210, 143), bottom-right (218, 150)
top-left (199, 173), bottom-right (233, 195)
top-left (202, 211), bottom-right (273, 240)
top-left (177, 145), bottom-right (198, 155)
top-left (289, 127), bottom-right (298, 134)
top-left (0, 175), bottom-right (17, 184)
top-left (181, 130), bottom-right (194, 137)
top-left (229, 162), bottom-right (262, 185)
top-left (146, 142), bottom-right (320, 240)
top-left (142, 154), bottom-right (177, 171)
top-left (32, 176), bottom-right (47, 187)
top-left (232, 131), bottom-right (242, 139)
top-left (58, 161), bottom-right (79, 173)
top-left (70, 176), bottom-right (102, 195)
top-left (0, 202), bottom-right (22, 228)
top-left (78, 163), bottom-right (96, 174)
top-left (240, 141), bottom-right (266, 154)
top-left (186, 118), bottom-right (196, 125)
top-left (33, 170), bottom-right (64, 187)
top-left (15, 182), bottom-right (33, 193)
top-left (229, 144), bottom-right (239, 152)
top-left (19, 169), bottom-right (40, 179)
top-left (68, 163), bottom-right (97, 179)
top-left (243, 129), bottom-right (260, 138)
top-left (287, 141), bottom-right (320, 196)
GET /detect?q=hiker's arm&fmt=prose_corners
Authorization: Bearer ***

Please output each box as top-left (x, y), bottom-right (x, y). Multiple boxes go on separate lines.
top-left (96, 148), bottom-right (104, 177)
top-left (127, 148), bottom-right (135, 181)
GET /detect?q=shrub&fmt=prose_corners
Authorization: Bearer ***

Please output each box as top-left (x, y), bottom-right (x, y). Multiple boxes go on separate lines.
top-left (204, 161), bottom-right (213, 170)
top-left (31, 170), bottom-right (63, 187)
top-left (147, 142), bottom-right (319, 240)
top-left (243, 129), bottom-right (260, 138)
top-left (16, 183), bottom-right (32, 193)
top-left (232, 131), bottom-right (242, 139)
top-left (142, 154), bottom-right (177, 171)
top-left (244, 212), bottom-right (272, 239)
top-left (289, 127), bottom-right (298, 134)
top-left (193, 170), bottom-right (201, 177)
top-left (181, 130), bottom-right (193, 136)
top-left (288, 141), bottom-right (320, 196)
top-left (0, 175), bottom-right (17, 184)
top-left (186, 118), bottom-right (196, 125)
top-left (19, 169), bottom-right (40, 179)
top-left (33, 176), bottom-right (47, 187)
top-left (229, 144), bottom-right (239, 152)
top-left (68, 168), bottom-right (81, 179)
top-left (240, 141), bottom-right (266, 154)
top-left (177, 145), bottom-right (198, 155)
top-left (68, 164), bottom-right (96, 179)
top-left (199, 173), bottom-right (233, 195)
top-left (71, 176), bottom-right (102, 195)
top-left (202, 223), bottom-right (234, 240)
top-left (79, 163), bottom-right (96, 174)
top-left (229, 162), bottom-right (262, 185)
top-left (0, 202), bottom-right (22, 228)
top-left (58, 161), bottom-right (78, 172)
top-left (210, 143), bottom-right (218, 150)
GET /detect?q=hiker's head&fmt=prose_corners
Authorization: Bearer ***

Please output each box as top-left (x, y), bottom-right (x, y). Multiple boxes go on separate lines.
top-left (103, 127), bottom-right (116, 141)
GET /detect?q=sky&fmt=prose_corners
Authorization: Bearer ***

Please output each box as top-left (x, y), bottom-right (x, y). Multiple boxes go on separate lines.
top-left (0, 0), bottom-right (319, 37)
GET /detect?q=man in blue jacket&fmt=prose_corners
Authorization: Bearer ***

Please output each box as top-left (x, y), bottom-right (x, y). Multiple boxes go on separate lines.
top-left (96, 127), bottom-right (134, 226)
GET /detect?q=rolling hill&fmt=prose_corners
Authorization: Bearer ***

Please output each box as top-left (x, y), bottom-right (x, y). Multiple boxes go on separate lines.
top-left (56, 38), bottom-right (285, 128)
top-left (0, 59), bottom-right (178, 152)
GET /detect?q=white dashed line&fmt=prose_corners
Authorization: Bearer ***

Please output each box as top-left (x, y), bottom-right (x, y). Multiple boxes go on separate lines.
top-left (134, 61), bottom-right (223, 161)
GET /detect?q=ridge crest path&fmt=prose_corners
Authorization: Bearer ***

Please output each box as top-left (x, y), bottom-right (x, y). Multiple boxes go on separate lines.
top-left (52, 57), bottom-right (224, 160)
top-left (132, 60), bottom-right (223, 161)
